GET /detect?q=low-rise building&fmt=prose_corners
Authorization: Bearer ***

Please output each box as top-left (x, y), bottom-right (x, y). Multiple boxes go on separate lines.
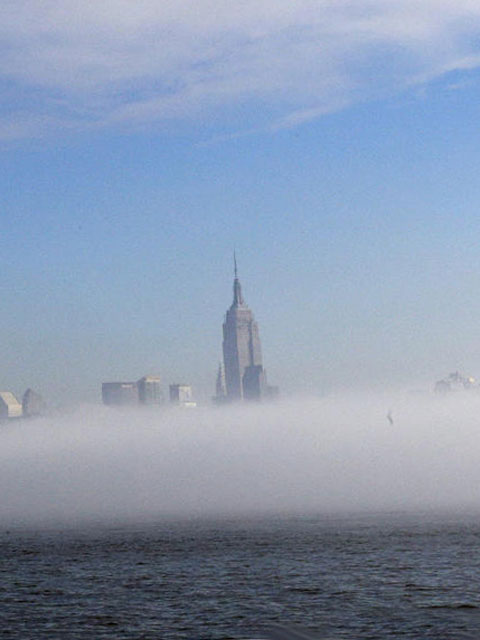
top-left (102, 382), bottom-right (139, 406)
top-left (22, 388), bottom-right (46, 417)
top-left (137, 375), bottom-right (163, 405)
top-left (169, 384), bottom-right (196, 408)
top-left (0, 392), bottom-right (23, 419)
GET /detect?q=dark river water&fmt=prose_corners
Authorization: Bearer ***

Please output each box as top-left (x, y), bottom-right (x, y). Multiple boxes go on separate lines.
top-left (1, 512), bottom-right (480, 639)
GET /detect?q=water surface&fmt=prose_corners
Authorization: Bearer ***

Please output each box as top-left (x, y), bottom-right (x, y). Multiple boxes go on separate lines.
top-left (2, 513), bottom-right (480, 639)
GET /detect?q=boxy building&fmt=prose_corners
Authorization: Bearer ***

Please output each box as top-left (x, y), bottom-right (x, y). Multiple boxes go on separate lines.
top-left (102, 382), bottom-right (139, 406)
top-left (137, 376), bottom-right (163, 405)
top-left (169, 384), bottom-right (196, 408)
top-left (0, 392), bottom-right (23, 419)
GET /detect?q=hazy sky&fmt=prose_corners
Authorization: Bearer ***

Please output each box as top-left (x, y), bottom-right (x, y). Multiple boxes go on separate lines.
top-left (3, 1), bottom-right (480, 401)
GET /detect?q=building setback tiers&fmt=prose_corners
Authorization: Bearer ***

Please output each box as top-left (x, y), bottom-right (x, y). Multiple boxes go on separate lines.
top-left (221, 262), bottom-right (263, 401)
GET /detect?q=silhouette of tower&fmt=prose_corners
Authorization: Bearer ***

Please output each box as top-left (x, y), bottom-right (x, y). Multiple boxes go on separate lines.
top-left (215, 362), bottom-right (226, 398)
top-left (222, 255), bottom-right (263, 400)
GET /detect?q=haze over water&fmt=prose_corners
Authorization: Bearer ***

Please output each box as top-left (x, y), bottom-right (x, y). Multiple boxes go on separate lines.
top-left (4, 3), bottom-right (480, 636)
top-left (2, 390), bottom-right (479, 528)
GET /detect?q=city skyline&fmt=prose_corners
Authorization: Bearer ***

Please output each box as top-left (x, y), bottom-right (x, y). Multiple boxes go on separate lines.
top-left (3, 3), bottom-right (480, 401)
top-left (4, 6), bottom-right (480, 638)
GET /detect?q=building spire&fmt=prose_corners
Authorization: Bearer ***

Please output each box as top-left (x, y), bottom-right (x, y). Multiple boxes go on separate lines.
top-left (232, 251), bottom-right (244, 306)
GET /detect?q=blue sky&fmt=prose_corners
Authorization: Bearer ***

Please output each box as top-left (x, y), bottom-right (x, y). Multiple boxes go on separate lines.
top-left (3, 1), bottom-right (480, 402)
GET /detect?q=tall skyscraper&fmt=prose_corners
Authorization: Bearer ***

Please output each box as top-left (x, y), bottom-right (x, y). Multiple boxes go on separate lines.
top-left (222, 256), bottom-right (263, 400)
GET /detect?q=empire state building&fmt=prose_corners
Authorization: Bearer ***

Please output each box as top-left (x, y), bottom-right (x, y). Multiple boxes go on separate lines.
top-left (221, 257), bottom-right (265, 401)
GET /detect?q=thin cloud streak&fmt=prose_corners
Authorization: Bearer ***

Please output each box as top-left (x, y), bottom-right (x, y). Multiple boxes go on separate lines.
top-left (2, 1), bottom-right (480, 139)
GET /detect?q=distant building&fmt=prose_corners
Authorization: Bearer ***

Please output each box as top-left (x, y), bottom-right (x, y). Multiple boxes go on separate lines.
top-left (22, 388), bottom-right (46, 417)
top-left (169, 384), bottom-right (196, 407)
top-left (222, 255), bottom-right (263, 400)
top-left (213, 362), bottom-right (228, 404)
top-left (215, 362), bottom-right (226, 398)
top-left (0, 392), bottom-right (23, 419)
top-left (137, 376), bottom-right (163, 405)
top-left (102, 382), bottom-right (139, 406)
top-left (434, 371), bottom-right (479, 394)
top-left (242, 365), bottom-right (267, 400)
top-left (220, 255), bottom-right (277, 402)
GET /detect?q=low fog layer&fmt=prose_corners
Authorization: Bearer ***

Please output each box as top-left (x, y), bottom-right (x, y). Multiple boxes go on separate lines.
top-left (1, 391), bottom-right (479, 526)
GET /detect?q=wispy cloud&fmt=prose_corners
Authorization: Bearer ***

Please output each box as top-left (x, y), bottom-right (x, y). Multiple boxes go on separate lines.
top-left (2, 0), bottom-right (480, 139)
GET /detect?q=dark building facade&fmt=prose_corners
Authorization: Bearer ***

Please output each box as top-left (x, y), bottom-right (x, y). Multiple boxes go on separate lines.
top-left (242, 364), bottom-right (267, 401)
top-left (102, 382), bottom-right (139, 406)
top-left (222, 258), bottom-right (264, 401)
top-left (22, 388), bottom-right (46, 417)
top-left (137, 376), bottom-right (163, 405)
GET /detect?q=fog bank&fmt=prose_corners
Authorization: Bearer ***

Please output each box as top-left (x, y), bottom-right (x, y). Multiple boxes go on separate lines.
top-left (1, 391), bottom-right (479, 526)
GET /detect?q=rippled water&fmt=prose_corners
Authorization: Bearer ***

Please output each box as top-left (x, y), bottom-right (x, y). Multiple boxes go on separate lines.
top-left (2, 513), bottom-right (480, 639)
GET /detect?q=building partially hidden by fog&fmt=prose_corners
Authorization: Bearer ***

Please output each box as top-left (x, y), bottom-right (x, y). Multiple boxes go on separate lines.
top-left (216, 256), bottom-right (277, 403)
top-left (0, 392), bottom-right (23, 419)
top-left (137, 376), bottom-right (163, 405)
top-left (102, 376), bottom-right (195, 407)
top-left (22, 388), bottom-right (46, 418)
top-left (434, 371), bottom-right (479, 394)
top-left (102, 382), bottom-right (139, 406)
top-left (213, 362), bottom-right (228, 404)
top-left (242, 364), bottom-right (267, 400)
top-left (169, 384), bottom-right (196, 408)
